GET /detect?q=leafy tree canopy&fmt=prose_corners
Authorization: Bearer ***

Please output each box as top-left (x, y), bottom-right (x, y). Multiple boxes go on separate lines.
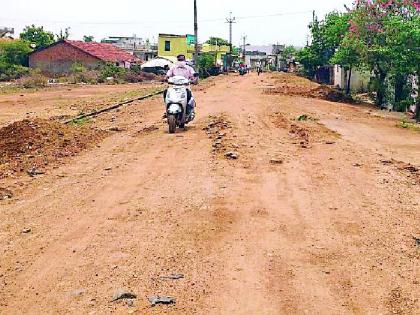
top-left (20, 25), bottom-right (55, 49)
top-left (206, 37), bottom-right (230, 46)
top-left (83, 35), bottom-right (94, 42)
top-left (0, 40), bottom-right (33, 66)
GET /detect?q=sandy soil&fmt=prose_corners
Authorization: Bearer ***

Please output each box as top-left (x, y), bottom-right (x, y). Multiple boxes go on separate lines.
top-left (0, 83), bottom-right (163, 128)
top-left (0, 73), bottom-right (419, 314)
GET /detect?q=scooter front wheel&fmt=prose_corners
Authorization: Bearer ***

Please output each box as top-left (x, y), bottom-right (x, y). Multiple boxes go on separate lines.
top-left (168, 115), bottom-right (177, 134)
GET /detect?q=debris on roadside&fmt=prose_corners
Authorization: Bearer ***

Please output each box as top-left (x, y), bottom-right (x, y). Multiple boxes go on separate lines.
top-left (380, 159), bottom-right (393, 165)
top-left (270, 158), bottom-right (284, 165)
top-left (27, 166), bottom-right (45, 177)
top-left (204, 115), bottom-right (238, 159)
top-left (111, 289), bottom-right (137, 302)
top-left (109, 127), bottom-right (125, 132)
top-left (148, 296), bottom-right (176, 306)
top-left (0, 188), bottom-right (13, 200)
top-left (289, 124), bottom-right (309, 148)
top-left (413, 236), bottom-right (420, 247)
top-left (379, 159), bottom-right (420, 183)
top-left (22, 228), bottom-right (32, 234)
top-left (225, 151), bottom-right (239, 160)
top-left (160, 273), bottom-right (185, 280)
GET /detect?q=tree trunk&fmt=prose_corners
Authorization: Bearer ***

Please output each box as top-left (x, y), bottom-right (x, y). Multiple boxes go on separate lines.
top-left (346, 67), bottom-right (352, 95)
top-left (415, 96), bottom-right (420, 123)
top-left (394, 74), bottom-right (405, 103)
top-left (376, 71), bottom-right (387, 107)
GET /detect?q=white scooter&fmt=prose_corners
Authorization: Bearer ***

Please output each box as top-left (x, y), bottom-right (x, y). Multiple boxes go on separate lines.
top-left (165, 76), bottom-right (196, 134)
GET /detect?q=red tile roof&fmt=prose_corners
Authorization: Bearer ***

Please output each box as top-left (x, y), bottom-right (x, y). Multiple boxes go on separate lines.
top-left (64, 40), bottom-right (137, 63)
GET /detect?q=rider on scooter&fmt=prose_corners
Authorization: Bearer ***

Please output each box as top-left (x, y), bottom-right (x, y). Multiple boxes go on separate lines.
top-left (165, 54), bottom-right (198, 118)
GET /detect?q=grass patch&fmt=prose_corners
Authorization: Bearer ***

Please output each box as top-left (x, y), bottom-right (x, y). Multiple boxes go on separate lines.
top-left (297, 114), bottom-right (318, 122)
top-left (397, 119), bottom-right (420, 132)
top-left (68, 117), bottom-right (92, 126)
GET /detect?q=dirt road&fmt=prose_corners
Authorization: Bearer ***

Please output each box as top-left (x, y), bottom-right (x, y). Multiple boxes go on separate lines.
top-left (0, 73), bottom-right (419, 314)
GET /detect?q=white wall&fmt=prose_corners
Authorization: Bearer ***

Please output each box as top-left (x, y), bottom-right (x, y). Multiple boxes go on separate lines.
top-left (334, 65), bottom-right (370, 93)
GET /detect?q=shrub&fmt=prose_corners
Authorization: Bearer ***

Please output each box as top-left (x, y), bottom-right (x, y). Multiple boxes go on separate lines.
top-left (0, 62), bottom-right (29, 81)
top-left (0, 40), bottom-right (32, 66)
top-left (197, 53), bottom-right (215, 78)
top-left (0, 40), bottom-right (32, 81)
top-left (70, 62), bottom-right (87, 74)
top-left (99, 63), bottom-right (126, 82)
top-left (140, 72), bottom-right (159, 81)
top-left (69, 70), bottom-right (100, 84)
top-left (18, 70), bottom-right (48, 88)
top-left (123, 72), bottom-right (143, 83)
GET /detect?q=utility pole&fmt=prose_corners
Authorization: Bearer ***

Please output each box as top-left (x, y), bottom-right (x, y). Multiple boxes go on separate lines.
top-left (226, 12), bottom-right (236, 54)
top-left (241, 35), bottom-right (247, 61)
top-left (194, 0), bottom-right (199, 64)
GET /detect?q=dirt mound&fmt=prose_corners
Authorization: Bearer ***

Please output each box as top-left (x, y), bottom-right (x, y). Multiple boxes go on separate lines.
top-left (381, 159), bottom-right (420, 184)
top-left (204, 115), bottom-right (239, 159)
top-left (266, 73), bottom-right (352, 103)
top-left (289, 124), bottom-right (310, 148)
top-left (0, 119), bottom-right (107, 179)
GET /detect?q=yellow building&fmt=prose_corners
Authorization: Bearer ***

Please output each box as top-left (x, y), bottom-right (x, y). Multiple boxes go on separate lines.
top-left (201, 44), bottom-right (230, 66)
top-left (158, 34), bottom-right (196, 61)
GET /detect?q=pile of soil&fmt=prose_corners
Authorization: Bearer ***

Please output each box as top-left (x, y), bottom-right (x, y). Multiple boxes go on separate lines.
top-left (0, 119), bottom-right (107, 179)
top-left (266, 73), bottom-right (353, 103)
top-left (204, 115), bottom-right (238, 158)
top-left (381, 159), bottom-right (420, 184)
top-left (289, 124), bottom-right (310, 148)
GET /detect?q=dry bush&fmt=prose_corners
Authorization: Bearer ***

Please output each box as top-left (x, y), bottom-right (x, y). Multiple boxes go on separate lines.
top-left (18, 71), bottom-right (48, 88)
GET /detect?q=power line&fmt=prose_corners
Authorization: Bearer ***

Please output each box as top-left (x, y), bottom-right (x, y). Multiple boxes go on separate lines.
top-left (0, 10), bottom-right (312, 26)
top-left (235, 10), bottom-right (313, 20)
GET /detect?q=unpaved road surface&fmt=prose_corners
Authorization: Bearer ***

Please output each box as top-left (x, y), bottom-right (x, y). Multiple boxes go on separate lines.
top-left (0, 73), bottom-right (419, 314)
top-left (0, 83), bottom-right (162, 128)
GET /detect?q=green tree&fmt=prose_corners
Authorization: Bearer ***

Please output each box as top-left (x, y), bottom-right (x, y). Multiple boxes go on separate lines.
top-left (206, 37), bottom-right (230, 46)
top-left (196, 53), bottom-right (215, 77)
top-left (283, 46), bottom-right (298, 58)
top-left (384, 15), bottom-right (419, 110)
top-left (348, 0), bottom-right (418, 107)
top-left (56, 27), bottom-right (71, 41)
top-left (0, 40), bottom-right (33, 66)
top-left (20, 25), bottom-right (55, 49)
top-left (83, 35), bottom-right (94, 42)
top-left (297, 11), bottom-right (351, 78)
top-left (0, 40), bottom-right (32, 81)
top-left (331, 36), bottom-right (362, 94)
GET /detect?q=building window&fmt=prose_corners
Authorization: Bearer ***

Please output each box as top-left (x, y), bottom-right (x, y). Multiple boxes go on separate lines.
top-left (165, 40), bottom-right (171, 52)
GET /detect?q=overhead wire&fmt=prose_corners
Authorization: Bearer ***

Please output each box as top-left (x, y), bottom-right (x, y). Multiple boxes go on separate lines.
top-left (0, 10), bottom-right (312, 26)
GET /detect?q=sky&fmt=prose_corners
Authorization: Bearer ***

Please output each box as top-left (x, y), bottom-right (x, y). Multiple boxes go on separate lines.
top-left (2, 0), bottom-right (353, 46)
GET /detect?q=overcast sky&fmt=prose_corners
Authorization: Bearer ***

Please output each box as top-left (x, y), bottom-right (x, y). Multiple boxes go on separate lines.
top-left (2, 0), bottom-right (353, 46)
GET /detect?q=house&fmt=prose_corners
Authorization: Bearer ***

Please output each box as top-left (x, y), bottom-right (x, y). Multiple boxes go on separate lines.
top-left (243, 45), bottom-right (284, 70)
top-left (158, 34), bottom-right (196, 62)
top-left (333, 65), bottom-right (370, 93)
top-left (201, 44), bottom-right (230, 66)
top-left (0, 27), bottom-right (14, 38)
top-left (101, 36), bottom-right (157, 62)
top-left (29, 40), bottom-right (137, 74)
